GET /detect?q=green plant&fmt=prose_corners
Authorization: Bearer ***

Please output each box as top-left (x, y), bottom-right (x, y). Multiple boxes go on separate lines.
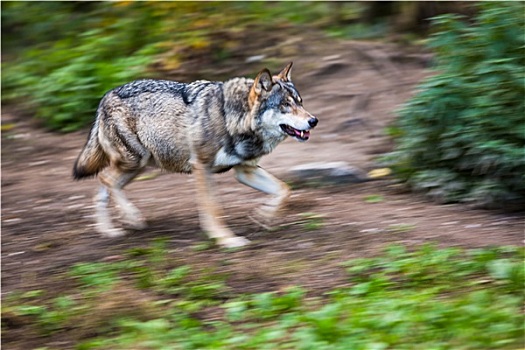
top-left (299, 212), bottom-right (325, 231)
top-left (364, 194), bottom-right (384, 203)
top-left (2, 3), bottom-right (161, 131)
top-left (11, 296), bottom-right (79, 335)
top-left (387, 2), bottom-right (525, 208)
top-left (3, 243), bottom-right (523, 349)
top-left (387, 223), bottom-right (416, 233)
top-left (1, 2), bottom-right (372, 132)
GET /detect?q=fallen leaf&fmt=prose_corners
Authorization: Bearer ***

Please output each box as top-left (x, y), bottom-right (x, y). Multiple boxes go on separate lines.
top-left (368, 168), bottom-right (392, 178)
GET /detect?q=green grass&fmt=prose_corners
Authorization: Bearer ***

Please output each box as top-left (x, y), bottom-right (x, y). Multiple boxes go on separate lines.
top-left (299, 212), bottom-right (325, 231)
top-left (364, 194), bottom-right (384, 203)
top-left (3, 242), bottom-right (523, 349)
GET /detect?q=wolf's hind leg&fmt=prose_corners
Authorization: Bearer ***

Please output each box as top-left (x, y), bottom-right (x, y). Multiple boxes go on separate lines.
top-left (94, 186), bottom-right (126, 237)
top-left (98, 167), bottom-right (147, 231)
top-left (234, 165), bottom-right (291, 224)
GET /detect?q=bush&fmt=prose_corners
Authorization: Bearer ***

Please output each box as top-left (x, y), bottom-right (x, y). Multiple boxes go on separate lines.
top-left (2, 2), bottom-right (166, 131)
top-left (2, 2), bottom-right (257, 131)
top-left (2, 2), bottom-right (360, 132)
top-left (388, 2), bottom-right (525, 208)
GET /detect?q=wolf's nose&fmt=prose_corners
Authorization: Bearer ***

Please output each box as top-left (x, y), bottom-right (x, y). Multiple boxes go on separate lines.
top-left (308, 117), bottom-right (318, 128)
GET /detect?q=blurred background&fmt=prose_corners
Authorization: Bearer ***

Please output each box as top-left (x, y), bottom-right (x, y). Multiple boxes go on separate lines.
top-left (2, 1), bottom-right (474, 130)
top-left (2, 1), bottom-right (523, 207)
top-left (2, 2), bottom-right (524, 349)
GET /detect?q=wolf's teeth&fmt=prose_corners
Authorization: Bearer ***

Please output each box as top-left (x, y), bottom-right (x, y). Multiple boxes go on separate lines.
top-left (300, 131), bottom-right (304, 138)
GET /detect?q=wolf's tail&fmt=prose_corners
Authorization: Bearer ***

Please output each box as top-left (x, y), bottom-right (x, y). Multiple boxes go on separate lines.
top-left (73, 119), bottom-right (109, 180)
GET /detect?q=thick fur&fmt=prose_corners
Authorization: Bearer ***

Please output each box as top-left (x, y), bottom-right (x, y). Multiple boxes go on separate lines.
top-left (73, 62), bottom-right (318, 248)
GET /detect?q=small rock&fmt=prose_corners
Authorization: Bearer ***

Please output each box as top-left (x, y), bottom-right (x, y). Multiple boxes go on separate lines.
top-left (360, 228), bottom-right (382, 234)
top-left (322, 54), bottom-right (342, 61)
top-left (101, 255), bottom-right (125, 262)
top-left (441, 221), bottom-right (459, 226)
top-left (465, 224), bottom-right (482, 229)
top-left (29, 160), bottom-right (50, 167)
top-left (289, 161), bottom-right (368, 185)
top-left (7, 251), bottom-right (26, 257)
top-left (297, 241), bottom-right (314, 249)
top-left (245, 55), bottom-right (266, 63)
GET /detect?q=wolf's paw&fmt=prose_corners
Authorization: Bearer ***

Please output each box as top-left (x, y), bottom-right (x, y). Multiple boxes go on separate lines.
top-left (257, 201), bottom-right (288, 218)
top-left (249, 205), bottom-right (282, 230)
top-left (122, 217), bottom-right (148, 230)
top-left (217, 236), bottom-right (250, 249)
top-left (119, 207), bottom-right (147, 230)
top-left (100, 227), bottom-right (127, 238)
top-left (249, 213), bottom-right (274, 231)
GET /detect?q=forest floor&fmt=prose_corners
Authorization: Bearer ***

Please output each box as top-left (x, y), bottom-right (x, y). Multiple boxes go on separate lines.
top-left (2, 32), bottom-right (523, 349)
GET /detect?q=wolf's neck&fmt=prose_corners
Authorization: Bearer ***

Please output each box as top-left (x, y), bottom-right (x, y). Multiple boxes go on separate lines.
top-left (222, 78), bottom-right (254, 133)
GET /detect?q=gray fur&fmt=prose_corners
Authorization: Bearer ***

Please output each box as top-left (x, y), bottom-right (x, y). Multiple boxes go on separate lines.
top-left (73, 63), bottom-right (318, 248)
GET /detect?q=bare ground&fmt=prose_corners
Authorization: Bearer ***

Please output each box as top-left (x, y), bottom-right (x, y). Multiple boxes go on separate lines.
top-left (2, 36), bottom-right (523, 346)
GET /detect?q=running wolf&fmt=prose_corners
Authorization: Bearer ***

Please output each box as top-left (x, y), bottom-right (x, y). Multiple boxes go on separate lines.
top-left (73, 62), bottom-right (318, 248)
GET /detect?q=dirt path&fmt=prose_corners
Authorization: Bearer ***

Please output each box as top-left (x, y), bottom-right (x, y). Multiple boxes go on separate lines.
top-left (2, 38), bottom-right (523, 300)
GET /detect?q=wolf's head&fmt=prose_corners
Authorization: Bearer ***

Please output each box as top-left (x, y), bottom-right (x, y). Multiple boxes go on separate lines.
top-left (249, 62), bottom-right (318, 142)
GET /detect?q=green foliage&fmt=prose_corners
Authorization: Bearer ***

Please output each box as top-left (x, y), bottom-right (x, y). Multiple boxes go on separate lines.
top-left (9, 295), bottom-right (80, 335)
top-left (0, 1), bottom-right (373, 132)
top-left (3, 242), bottom-right (523, 349)
top-left (364, 194), bottom-right (384, 203)
top-left (387, 2), bottom-right (525, 207)
top-left (2, 2), bottom-right (364, 132)
top-left (299, 212), bottom-right (325, 230)
top-left (2, 2), bottom-right (163, 131)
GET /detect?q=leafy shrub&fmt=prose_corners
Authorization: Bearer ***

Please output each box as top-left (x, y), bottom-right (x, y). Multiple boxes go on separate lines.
top-left (2, 2), bottom-right (165, 131)
top-left (2, 2), bottom-right (362, 132)
top-left (388, 2), bottom-right (525, 208)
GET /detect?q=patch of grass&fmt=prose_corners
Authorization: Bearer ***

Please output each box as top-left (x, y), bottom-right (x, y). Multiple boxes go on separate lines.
top-left (387, 223), bottom-right (416, 233)
top-left (191, 241), bottom-right (215, 252)
top-left (364, 194), bottom-right (384, 203)
top-left (299, 212), bottom-right (325, 231)
top-left (3, 243), bottom-right (523, 349)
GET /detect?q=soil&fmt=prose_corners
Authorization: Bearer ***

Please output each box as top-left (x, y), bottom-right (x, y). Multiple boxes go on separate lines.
top-left (2, 34), bottom-right (523, 348)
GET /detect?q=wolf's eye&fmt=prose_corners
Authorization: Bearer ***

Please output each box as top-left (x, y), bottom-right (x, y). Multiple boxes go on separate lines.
top-left (282, 101), bottom-right (292, 109)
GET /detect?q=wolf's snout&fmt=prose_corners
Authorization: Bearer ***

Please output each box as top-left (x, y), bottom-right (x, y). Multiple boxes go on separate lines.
top-left (308, 117), bottom-right (318, 128)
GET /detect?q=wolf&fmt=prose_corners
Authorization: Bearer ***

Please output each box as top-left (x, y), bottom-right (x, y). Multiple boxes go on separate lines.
top-left (73, 62), bottom-right (318, 248)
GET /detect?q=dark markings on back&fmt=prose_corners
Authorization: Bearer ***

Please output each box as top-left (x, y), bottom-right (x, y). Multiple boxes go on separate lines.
top-left (113, 79), bottom-right (226, 109)
top-left (113, 79), bottom-right (187, 100)
top-left (184, 82), bottom-right (215, 105)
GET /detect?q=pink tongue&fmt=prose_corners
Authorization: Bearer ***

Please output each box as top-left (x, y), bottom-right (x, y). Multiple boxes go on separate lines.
top-left (295, 129), bottom-right (310, 138)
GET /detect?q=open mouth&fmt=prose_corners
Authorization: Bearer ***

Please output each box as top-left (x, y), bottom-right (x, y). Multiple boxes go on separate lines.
top-left (280, 124), bottom-right (310, 141)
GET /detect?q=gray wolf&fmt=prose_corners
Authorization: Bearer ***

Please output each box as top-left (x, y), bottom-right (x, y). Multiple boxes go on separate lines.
top-left (73, 62), bottom-right (318, 248)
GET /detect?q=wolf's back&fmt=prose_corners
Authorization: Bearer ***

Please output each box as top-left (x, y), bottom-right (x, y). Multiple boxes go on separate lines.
top-left (73, 117), bottom-right (109, 180)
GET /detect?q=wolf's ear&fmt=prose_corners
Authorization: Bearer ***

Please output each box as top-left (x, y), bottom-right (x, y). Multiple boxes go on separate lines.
top-left (276, 62), bottom-right (293, 82)
top-left (253, 68), bottom-right (273, 94)
top-left (249, 68), bottom-right (273, 107)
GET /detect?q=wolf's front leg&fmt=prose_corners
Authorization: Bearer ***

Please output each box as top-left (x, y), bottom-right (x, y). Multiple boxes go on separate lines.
top-left (192, 161), bottom-right (250, 248)
top-left (234, 165), bottom-right (291, 227)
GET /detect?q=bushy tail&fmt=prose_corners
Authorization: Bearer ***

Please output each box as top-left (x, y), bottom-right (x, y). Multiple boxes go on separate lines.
top-left (73, 121), bottom-right (109, 180)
